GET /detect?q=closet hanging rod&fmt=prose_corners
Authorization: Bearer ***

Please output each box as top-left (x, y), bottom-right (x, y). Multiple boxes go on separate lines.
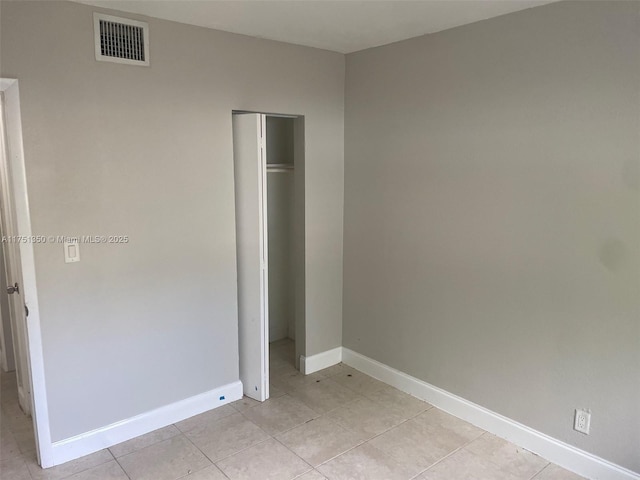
top-left (267, 164), bottom-right (294, 173)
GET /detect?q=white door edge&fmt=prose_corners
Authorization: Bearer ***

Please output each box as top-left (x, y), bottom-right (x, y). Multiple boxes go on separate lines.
top-left (0, 78), bottom-right (53, 467)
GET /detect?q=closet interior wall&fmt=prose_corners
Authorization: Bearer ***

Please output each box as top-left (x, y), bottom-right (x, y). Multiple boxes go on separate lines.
top-left (266, 117), bottom-right (296, 343)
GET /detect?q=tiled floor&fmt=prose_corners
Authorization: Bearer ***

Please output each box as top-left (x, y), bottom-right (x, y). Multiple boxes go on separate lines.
top-left (0, 339), bottom-right (586, 479)
top-left (1, 369), bottom-right (37, 480)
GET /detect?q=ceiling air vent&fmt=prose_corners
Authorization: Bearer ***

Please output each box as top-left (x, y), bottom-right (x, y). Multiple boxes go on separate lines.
top-left (93, 13), bottom-right (149, 66)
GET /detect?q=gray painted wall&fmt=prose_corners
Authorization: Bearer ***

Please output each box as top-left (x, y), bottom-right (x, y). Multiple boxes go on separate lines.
top-left (0, 0), bottom-right (344, 442)
top-left (344, 1), bottom-right (639, 472)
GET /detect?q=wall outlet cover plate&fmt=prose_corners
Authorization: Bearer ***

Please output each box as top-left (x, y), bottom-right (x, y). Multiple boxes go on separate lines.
top-left (574, 408), bottom-right (591, 435)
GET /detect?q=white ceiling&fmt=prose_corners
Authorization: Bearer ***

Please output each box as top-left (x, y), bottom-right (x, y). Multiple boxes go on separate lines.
top-left (75, 0), bottom-right (557, 54)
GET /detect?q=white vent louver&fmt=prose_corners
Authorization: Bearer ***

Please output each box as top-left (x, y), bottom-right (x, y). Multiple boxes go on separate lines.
top-left (93, 13), bottom-right (149, 66)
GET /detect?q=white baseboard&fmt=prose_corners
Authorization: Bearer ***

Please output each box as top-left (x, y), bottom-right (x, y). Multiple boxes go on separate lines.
top-left (50, 381), bottom-right (243, 467)
top-left (300, 346), bottom-right (342, 374)
top-left (342, 348), bottom-right (639, 480)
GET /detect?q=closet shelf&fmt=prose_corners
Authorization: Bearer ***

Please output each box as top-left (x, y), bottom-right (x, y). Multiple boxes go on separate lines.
top-left (267, 163), bottom-right (294, 172)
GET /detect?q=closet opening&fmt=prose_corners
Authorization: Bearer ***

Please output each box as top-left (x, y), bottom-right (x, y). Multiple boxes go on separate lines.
top-left (266, 116), bottom-right (296, 373)
top-left (232, 112), bottom-right (305, 402)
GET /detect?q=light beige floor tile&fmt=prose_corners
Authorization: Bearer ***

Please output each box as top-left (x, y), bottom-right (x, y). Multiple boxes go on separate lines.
top-left (295, 470), bottom-right (328, 479)
top-left (324, 397), bottom-right (406, 439)
top-left (0, 373), bottom-right (18, 384)
top-left (269, 354), bottom-right (295, 370)
top-left (316, 363), bottom-right (359, 379)
top-left (533, 464), bottom-right (586, 480)
top-left (270, 363), bottom-right (300, 380)
top-left (269, 383), bottom-right (286, 399)
top-left (270, 342), bottom-right (294, 357)
top-left (1, 399), bottom-right (26, 417)
top-left (0, 393), bottom-right (19, 404)
top-left (270, 371), bottom-right (327, 394)
top-left (270, 338), bottom-right (295, 355)
top-left (288, 378), bottom-right (363, 414)
top-left (0, 397), bottom-right (19, 410)
top-left (64, 460), bottom-right (129, 479)
top-left (1, 402), bottom-right (29, 424)
top-left (365, 385), bottom-right (431, 419)
top-left (269, 352), bottom-right (293, 364)
top-left (185, 412), bottom-right (269, 462)
top-left (175, 405), bottom-right (237, 434)
top-left (27, 449), bottom-right (113, 480)
top-left (216, 438), bottom-right (311, 480)
top-left (0, 383), bottom-right (17, 393)
top-left (0, 392), bottom-right (18, 406)
top-left (181, 464), bottom-right (229, 479)
top-left (465, 433), bottom-right (548, 478)
top-left (368, 413), bottom-right (477, 475)
top-left (413, 407), bottom-right (484, 442)
top-left (0, 454), bottom-right (32, 480)
top-left (269, 340), bottom-right (295, 365)
top-left (12, 422), bottom-right (36, 453)
top-left (18, 447), bottom-right (38, 465)
top-left (117, 435), bottom-right (211, 480)
top-left (269, 384), bottom-right (286, 398)
top-left (0, 384), bottom-right (17, 395)
top-left (0, 388), bottom-right (17, 400)
top-left (0, 416), bottom-right (31, 437)
top-left (416, 448), bottom-right (521, 480)
top-left (330, 370), bottom-right (389, 396)
top-left (0, 428), bottom-right (22, 459)
top-left (276, 416), bottom-right (365, 467)
top-left (241, 395), bottom-right (318, 435)
top-left (231, 396), bottom-right (261, 413)
top-left (3, 412), bottom-right (33, 436)
top-left (109, 425), bottom-right (181, 457)
top-left (317, 443), bottom-right (414, 480)
top-left (0, 364), bottom-right (590, 480)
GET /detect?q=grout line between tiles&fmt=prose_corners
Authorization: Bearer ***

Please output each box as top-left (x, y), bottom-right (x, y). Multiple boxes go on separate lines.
top-left (178, 424), bottom-right (239, 477)
top-left (112, 453), bottom-right (133, 480)
top-left (311, 410), bottom-right (420, 470)
top-left (460, 432), bottom-right (551, 480)
top-left (268, 362), bottom-right (439, 474)
top-left (271, 435), bottom-right (315, 477)
top-left (406, 431), bottom-right (483, 480)
top-left (526, 461), bottom-right (552, 480)
top-left (10, 349), bottom-right (567, 480)
top-left (210, 435), bottom-right (273, 467)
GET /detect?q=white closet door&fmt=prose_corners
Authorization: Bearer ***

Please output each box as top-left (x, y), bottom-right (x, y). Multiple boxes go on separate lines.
top-left (233, 113), bottom-right (269, 401)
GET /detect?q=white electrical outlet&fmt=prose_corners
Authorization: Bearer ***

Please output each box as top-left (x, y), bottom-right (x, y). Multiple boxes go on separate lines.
top-left (574, 408), bottom-right (591, 435)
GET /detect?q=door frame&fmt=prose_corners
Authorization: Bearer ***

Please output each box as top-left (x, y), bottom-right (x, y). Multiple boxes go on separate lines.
top-left (1, 78), bottom-right (53, 467)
